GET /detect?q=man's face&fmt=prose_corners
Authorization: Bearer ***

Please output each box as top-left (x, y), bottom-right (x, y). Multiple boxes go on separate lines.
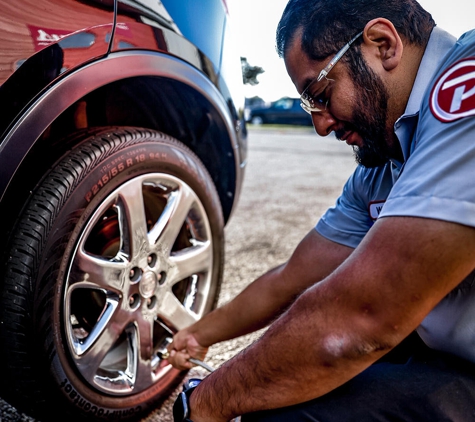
top-left (285, 37), bottom-right (399, 168)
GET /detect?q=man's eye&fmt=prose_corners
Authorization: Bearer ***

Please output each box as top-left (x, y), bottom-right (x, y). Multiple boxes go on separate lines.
top-left (314, 92), bottom-right (327, 105)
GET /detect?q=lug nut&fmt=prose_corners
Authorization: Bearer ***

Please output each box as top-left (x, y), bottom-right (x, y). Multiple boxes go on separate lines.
top-left (147, 253), bottom-right (157, 267)
top-left (129, 267), bottom-right (142, 282)
top-left (129, 294), bottom-right (140, 308)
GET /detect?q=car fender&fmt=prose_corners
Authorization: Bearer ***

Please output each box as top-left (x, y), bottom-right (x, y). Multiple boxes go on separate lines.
top-left (0, 50), bottom-right (242, 205)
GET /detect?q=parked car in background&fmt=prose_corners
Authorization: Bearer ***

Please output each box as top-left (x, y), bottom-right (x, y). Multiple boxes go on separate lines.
top-left (246, 97), bottom-right (313, 126)
top-left (0, 0), bottom-right (246, 421)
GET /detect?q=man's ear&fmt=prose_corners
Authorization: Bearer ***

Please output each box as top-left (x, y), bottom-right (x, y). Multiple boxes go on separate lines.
top-left (362, 18), bottom-right (403, 71)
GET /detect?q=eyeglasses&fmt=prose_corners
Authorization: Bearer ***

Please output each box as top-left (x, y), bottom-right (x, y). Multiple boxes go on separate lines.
top-left (300, 31), bottom-right (363, 114)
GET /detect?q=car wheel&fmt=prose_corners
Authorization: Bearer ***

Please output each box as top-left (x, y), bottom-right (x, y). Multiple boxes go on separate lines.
top-left (0, 127), bottom-right (224, 421)
top-left (251, 116), bottom-right (264, 125)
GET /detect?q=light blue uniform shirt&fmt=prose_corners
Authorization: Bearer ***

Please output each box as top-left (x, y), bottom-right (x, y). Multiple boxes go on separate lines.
top-left (316, 27), bottom-right (475, 362)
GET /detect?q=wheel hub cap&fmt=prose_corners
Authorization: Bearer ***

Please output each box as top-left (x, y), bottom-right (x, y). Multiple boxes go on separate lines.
top-left (140, 271), bottom-right (158, 298)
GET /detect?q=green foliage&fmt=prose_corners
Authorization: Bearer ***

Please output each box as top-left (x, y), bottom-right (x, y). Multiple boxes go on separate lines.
top-left (241, 57), bottom-right (265, 85)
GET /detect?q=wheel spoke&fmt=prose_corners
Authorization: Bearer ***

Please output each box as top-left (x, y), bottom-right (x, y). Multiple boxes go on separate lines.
top-left (105, 323), bottom-right (154, 392)
top-left (149, 183), bottom-right (195, 249)
top-left (73, 301), bottom-right (128, 380)
top-left (169, 240), bottom-right (212, 282)
top-left (157, 291), bottom-right (200, 331)
top-left (132, 315), bottom-right (155, 390)
top-left (117, 178), bottom-right (149, 257)
top-left (72, 247), bottom-right (125, 290)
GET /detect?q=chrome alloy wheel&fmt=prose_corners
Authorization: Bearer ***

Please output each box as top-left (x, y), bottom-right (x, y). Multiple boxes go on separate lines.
top-left (64, 173), bottom-right (213, 395)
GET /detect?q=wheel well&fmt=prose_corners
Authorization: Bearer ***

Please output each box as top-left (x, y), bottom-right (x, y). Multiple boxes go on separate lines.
top-left (0, 76), bottom-right (237, 257)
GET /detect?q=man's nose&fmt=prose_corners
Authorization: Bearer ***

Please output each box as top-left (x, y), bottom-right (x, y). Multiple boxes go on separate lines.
top-left (311, 110), bottom-right (337, 137)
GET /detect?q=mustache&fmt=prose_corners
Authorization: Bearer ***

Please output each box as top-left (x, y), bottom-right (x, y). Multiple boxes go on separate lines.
top-left (334, 129), bottom-right (345, 140)
top-left (334, 124), bottom-right (357, 140)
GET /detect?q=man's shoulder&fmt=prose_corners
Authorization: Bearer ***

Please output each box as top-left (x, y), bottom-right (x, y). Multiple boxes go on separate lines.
top-left (445, 28), bottom-right (475, 65)
top-left (423, 27), bottom-right (475, 126)
top-left (430, 27), bottom-right (475, 79)
top-left (456, 29), bottom-right (475, 45)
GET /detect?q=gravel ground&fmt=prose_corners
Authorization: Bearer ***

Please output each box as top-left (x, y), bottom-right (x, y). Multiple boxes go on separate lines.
top-left (0, 127), bottom-right (356, 422)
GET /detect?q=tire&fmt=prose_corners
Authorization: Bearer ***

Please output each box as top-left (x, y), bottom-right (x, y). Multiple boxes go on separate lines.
top-left (0, 127), bottom-right (224, 421)
top-left (251, 116), bottom-right (264, 125)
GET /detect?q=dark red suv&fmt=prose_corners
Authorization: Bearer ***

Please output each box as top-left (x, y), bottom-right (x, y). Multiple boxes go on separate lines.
top-left (0, 0), bottom-right (246, 420)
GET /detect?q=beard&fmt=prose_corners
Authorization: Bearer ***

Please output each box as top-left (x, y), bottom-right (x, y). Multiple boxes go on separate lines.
top-left (335, 54), bottom-right (392, 168)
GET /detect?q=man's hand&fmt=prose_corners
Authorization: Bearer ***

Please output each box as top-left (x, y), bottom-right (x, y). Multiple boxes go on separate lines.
top-left (168, 328), bottom-right (208, 370)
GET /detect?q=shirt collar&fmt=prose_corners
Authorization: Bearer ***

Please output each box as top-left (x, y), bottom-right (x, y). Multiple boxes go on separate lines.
top-left (404, 26), bottom-right (457, 118)
top-left (392, 26), bottom-right (457, 167)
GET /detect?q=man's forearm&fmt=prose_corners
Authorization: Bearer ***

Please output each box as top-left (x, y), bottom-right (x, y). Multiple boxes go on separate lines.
top-left (190, 264), bottom-right (290, 347)
top-left (191, 230), bottom-right (353, 348)
top-left (188, 284), bottom-right (390, 420)
top-left (168, 231), bottom-right (353, 371)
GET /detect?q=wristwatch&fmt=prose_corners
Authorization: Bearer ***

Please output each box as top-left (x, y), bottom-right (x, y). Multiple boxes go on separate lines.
top-left (173, 378), bottom-right (202, 422)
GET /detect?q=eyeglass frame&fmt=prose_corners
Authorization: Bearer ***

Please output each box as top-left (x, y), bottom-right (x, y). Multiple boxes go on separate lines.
top-left (300, 30), bottom-right (364, 114)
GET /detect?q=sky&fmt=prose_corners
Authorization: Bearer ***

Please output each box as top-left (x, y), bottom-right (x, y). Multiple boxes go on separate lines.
top-left (226, 0), bottom-right (475, 102)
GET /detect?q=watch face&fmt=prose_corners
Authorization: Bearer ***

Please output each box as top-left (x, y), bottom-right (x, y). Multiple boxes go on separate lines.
top-left (173, 391), bottom-right (189, 421)
top-left (187, 379), bottom-right (201, 389)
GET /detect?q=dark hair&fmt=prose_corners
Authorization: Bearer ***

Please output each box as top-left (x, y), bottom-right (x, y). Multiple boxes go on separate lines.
top-left (276, 0), bottom-right (436, 61)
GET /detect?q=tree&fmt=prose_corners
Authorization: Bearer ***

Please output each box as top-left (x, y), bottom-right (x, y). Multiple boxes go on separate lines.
top-left (245, 96), bottom-right (265, 108)
top-left (241, 57), bottom-right (265, 86)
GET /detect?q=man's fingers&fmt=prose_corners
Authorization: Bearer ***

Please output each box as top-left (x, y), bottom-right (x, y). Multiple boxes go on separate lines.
top-left (166, 331), bottom-right (209, 370)
top-left (168, 349), bottom-right (194, 370)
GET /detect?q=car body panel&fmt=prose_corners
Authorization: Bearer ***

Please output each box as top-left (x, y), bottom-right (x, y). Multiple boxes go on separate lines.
top-left (114, 0), bottom-right (246, 151)
top-left (159, 0), bottom-right (226, 72)
top-left (0, 0), bottom-right (246, 227)
top-left (0, 0), bottom-right (114, 137)
top-left (0, 50), bottom-right (237, 193)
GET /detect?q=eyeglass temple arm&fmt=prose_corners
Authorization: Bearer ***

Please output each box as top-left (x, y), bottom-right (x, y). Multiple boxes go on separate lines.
top-left (317, 31), bottom-right (364, 82)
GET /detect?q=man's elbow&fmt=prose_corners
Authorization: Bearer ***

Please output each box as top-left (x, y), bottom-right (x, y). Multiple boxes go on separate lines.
top-left (318, 330), bottom-right (396, 366)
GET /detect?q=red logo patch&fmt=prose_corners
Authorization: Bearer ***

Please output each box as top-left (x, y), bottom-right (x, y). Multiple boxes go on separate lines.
top-left (430, 58), bottom-right (475, 122)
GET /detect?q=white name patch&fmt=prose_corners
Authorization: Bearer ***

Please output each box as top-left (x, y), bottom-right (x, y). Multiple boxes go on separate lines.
top-left (369, 201), bottom-right (385, 221)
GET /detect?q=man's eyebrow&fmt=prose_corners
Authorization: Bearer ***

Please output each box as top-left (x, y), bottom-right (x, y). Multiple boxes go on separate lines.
top-left (302, 75), bottom-right (328, 97)
top-left (300, 76), bottom-right (316, 94)
top-left (301, 77), bottom-right (314, 91)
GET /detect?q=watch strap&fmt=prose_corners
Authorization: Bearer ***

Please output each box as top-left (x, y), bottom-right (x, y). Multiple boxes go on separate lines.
top-left (173, 378), bottom-right (202, 422)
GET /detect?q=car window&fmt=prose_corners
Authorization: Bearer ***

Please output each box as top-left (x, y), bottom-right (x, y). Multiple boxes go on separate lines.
top-left (274, 98), bottom-right (293, 109)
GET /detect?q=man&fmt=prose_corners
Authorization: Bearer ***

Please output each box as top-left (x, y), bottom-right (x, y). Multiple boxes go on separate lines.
top-left (169, 0), bottom-right (475, 420)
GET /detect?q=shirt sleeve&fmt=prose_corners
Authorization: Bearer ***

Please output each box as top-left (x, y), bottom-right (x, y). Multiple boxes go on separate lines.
top-left (381, 32), bottom-right (475, 226)
top-left (316, 165), bottom-right (392, 249)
